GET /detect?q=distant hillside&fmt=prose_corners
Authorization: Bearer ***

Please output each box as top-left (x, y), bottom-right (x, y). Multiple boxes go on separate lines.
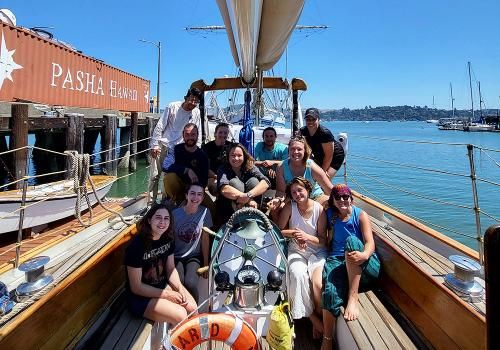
top-left (318, 106), bottom-right (499, 121)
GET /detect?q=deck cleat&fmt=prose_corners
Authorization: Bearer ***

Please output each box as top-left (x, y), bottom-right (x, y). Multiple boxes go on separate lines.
top-left (15, 256), bottom-right (54, 302)
top-left (444, 255), bottom-right (484, 302)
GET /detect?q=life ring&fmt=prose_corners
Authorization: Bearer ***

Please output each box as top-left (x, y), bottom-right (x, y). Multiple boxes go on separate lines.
top-left (169, 313), bottom-right (259, 350)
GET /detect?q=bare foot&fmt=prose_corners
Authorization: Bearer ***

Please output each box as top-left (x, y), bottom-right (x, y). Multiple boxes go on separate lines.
top-left (321, 336), bottom-right (333, 350)
top-left (343, 296), bottom-right (360, 321)
top-left (309, 314), bottom-right (324, 339)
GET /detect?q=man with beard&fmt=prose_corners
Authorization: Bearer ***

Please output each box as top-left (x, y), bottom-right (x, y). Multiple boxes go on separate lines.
top-left (149, 87), bottom-right (202, 204)
top-left (162, 124), bottom-right (212, 212)
top-left (253, 127), bottom-right (288, 189)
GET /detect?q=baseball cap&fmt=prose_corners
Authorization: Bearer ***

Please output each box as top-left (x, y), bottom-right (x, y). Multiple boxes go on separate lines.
top-left (305, 108), bottom-right (320, 119)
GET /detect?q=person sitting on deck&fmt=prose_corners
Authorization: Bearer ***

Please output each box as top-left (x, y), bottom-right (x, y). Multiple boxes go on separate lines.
top-left (321, 184), bottom-right (380, 350)
top-left (124, 203), bottom-right (197, 325)
top-left (268, 135), bottom-right (333, 222)
top-left (172, 183), bottom-right (213, 307)
top-left (162, 123), bottom-right (214, 214)
top-left (149, 87), bottom-right (202, 204)
top-left (277, 176), bottom-right (328, 339)
top-left (299, 107), bottom-right (345, 180)
top-left (215, 143), bottom-right (270, 229)
top-left (253, 127), bottom-right (288, 189)
top-left (201, 122), bottom-right (232, 196)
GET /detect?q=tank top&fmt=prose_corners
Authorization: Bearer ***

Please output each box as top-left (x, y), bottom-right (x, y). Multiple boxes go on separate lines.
top-left (282, 159), bottom-right (323, 198)
top-left (328, 206), bottom-right (364, 257)
top-left (289, 201), bottom-right (327, 255)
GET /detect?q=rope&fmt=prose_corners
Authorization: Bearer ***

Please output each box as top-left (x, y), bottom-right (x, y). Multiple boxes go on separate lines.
top-left (348, 165), bottom-right (474, 210)
top-left (347, 174), bottom-right (477, 240)
top-left (65, 151), bottom-right (134, 226)
top-left (349, 154), bottom-right (470, 178)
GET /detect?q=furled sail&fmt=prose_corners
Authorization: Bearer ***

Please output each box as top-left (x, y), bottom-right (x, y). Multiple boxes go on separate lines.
top-left (217, 0), bottom-right (304, 84)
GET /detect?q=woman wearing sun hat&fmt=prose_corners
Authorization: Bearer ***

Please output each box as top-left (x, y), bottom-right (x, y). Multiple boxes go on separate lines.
top-left (320, 184), bottom-right (380, 350)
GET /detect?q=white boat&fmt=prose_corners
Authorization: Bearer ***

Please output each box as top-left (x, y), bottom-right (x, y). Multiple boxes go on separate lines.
top-left (0, 175), bottom-right (115, 234)
top-left (463, 123), bottom-right (495, 132)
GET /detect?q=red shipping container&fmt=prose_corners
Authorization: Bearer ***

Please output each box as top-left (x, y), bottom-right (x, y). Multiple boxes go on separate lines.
top-left (0, 22), bottom-right (150, 112)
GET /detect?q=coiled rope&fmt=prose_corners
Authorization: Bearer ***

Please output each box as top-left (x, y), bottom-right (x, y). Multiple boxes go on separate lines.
top-left (65, 151), bottom-right (133, 226)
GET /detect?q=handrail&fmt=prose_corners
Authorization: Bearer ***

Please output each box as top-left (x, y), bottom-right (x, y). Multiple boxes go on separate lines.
top-left (345, 137), bottom-right (499, 261)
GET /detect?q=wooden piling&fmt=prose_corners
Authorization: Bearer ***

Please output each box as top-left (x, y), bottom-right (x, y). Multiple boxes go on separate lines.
top-left (147, 116), bottom-right (156, 165)
top-left (485, 224), bottom-right (500, 350)
top-left (130, 112), bottom-right (139, 171)
top-left (65, 113), bottom-right (84, 178)
top-left (118, 119), bottom-right (131, 169)
top-left (102, 114), bottom-right (117, 176)
top-left (9, 104), bottom-right (29, 189)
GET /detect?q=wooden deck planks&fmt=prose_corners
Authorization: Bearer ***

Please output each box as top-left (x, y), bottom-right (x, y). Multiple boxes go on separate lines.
top-left (371, 217), bottom-right (486, 317)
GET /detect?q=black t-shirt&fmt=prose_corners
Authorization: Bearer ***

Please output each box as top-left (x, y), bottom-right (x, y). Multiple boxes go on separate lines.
top-left (299, 125), bottom-right (335, 166)
top-left (124, 235), bottom-right (175, 290)
top-left (163, 144), bottom-right (210, 187)
top-left (201, 140), bottom-right (232, 173)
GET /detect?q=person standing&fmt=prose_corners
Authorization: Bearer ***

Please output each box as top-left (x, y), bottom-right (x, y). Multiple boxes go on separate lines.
top-left (300, 108), bottom-right (345, 179)
top-left (149, 88), bottom-right (203, 203)
top-left (253, 127), bottom-right (288, 189)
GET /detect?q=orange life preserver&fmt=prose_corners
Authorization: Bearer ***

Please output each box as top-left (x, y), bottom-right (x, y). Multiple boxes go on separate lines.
top-left (169, 313), bottom-right (259, 350)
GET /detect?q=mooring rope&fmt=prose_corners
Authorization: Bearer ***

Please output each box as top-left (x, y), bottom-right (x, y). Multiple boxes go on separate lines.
top-left (65, 151), bottom-right (134, 226)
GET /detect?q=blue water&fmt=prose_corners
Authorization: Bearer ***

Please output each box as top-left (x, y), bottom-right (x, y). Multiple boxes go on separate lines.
top-left (20, 121), bottom-right (498, 250)
top-left (324, 121), bottom-right (499, 249)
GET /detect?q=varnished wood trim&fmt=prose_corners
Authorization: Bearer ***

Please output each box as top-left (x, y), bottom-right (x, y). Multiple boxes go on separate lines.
top-left (190, 77), bottom-right (307, 92)
top-left (375, 233), bottom-right (485, 350)
top-left (0, 224), bottom-right (137, 345)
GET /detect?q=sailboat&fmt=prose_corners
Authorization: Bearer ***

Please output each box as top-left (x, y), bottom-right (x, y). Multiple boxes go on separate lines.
top-left (463, 63), bottom-right (495, 132)
top-left (0, 2), bottom-right (497, 350)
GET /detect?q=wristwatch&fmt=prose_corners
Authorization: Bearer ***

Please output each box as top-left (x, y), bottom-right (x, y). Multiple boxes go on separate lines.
top-left (246, 192), bottom-right (254, 198)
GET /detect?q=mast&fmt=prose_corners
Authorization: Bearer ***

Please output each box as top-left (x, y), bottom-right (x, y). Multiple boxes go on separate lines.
top-left (478, 81), bottom-right (483, 120)
top-left (468, 61), bottom-right (474, 123)
top-left (450, 83), bottom-right (455, 118)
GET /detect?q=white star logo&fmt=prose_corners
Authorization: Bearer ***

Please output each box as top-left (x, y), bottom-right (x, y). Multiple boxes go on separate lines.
top-left (0, 31), bottom-right (23, 90)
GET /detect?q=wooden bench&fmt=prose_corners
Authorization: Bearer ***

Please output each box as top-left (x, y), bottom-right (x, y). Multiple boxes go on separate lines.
top-left (335, 291), bottom-right (421, 350)
top-left (75, 292), bottom-right (167, 350)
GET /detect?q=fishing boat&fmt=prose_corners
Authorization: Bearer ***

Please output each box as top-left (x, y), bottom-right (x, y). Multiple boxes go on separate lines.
top-left (0, 175), bottom-right (115, 234)
top-left (0, 2), bottom-right (498, 350)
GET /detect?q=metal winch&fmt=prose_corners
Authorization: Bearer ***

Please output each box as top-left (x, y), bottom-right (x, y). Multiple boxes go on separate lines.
top-left (0, 281), bottom-right (15, 315)
top-left (15, 256), bottom-right (54, 302)
top-left (444, 255), bottom-right (483, 302)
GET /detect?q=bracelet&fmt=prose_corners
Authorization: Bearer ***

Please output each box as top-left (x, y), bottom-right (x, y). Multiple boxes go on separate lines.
top-left (323, 336), bottom-right (333, 341)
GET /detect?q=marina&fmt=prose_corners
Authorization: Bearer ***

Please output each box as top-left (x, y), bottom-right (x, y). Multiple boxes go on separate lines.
top-left (0, 1), bottom-right (499, 350)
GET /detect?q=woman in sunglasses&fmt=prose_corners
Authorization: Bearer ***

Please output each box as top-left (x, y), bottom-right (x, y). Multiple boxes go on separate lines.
top-left (321, 184), bottom-right (380, 350)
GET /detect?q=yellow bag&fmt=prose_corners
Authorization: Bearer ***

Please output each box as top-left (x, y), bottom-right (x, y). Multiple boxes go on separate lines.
top-left (266, 300), bottom-right (294, 350)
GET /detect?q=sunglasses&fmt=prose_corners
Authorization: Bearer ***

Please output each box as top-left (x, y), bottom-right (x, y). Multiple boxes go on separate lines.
top-left (334, 194), bottom-right (351, 201)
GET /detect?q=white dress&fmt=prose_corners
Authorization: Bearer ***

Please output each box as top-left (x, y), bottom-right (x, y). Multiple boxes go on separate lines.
top-left (288, 201), bottom-right (327, 319)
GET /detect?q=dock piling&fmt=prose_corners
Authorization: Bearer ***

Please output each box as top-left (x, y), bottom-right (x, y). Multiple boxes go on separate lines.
top-left (130, 112), bottom-right (139, 171)
top-left (9, 104), bottom-right (29, 189)
top-left (103, 114), bottom-right (117, 176)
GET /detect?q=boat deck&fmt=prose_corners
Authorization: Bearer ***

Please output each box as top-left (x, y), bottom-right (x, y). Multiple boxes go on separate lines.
top-left (0, 200), bottom-right (124, 273)
top-left (370, 216), bottom-right (486, 316)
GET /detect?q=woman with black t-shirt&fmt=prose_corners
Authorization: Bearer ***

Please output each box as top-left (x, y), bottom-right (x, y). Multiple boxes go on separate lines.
top-left (124, 203), bottom-right (197, 324)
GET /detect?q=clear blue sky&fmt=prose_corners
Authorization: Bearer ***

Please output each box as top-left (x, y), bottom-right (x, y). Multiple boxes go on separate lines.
top-left (3, 0), bottom-right (500, 110)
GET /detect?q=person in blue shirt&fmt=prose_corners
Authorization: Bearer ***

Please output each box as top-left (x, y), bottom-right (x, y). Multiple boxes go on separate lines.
top-left (321, 184), bottom-right (380, 349)
top-left (253, 127), bottom-right (288, 189)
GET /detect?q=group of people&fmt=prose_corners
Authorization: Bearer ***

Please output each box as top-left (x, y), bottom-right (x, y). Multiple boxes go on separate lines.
top-left (124, 87), bottom-right (380, 349)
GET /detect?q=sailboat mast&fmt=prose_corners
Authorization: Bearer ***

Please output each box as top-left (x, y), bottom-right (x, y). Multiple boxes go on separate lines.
top-left (450, 83), bottom-right (455, 118)
top-left (468, 61), bottom-right (474, 123)
top-left (478, 81), bottom-right (483, 119)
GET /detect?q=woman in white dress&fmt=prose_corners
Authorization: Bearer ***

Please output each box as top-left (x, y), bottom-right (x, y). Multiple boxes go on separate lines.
top-left (277, 176), bottom-right (328, 338)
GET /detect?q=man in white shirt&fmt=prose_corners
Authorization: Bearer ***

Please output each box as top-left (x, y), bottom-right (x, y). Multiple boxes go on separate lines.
top-left (149, 87), bottom-right (202, 203)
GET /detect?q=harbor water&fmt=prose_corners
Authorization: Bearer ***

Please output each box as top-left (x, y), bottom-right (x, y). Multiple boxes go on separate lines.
top-left (97, 121), bottom-right (499, 250)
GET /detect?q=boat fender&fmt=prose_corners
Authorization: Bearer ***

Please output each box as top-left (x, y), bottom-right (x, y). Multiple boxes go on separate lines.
top-left (169, 313), bottom-right (259, 350)
top-left (337, 132), bottom-right (348, 153)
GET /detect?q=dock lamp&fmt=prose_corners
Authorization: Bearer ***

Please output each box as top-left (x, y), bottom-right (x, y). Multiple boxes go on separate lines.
top-left (139, 39), bottom-right (161, 113)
